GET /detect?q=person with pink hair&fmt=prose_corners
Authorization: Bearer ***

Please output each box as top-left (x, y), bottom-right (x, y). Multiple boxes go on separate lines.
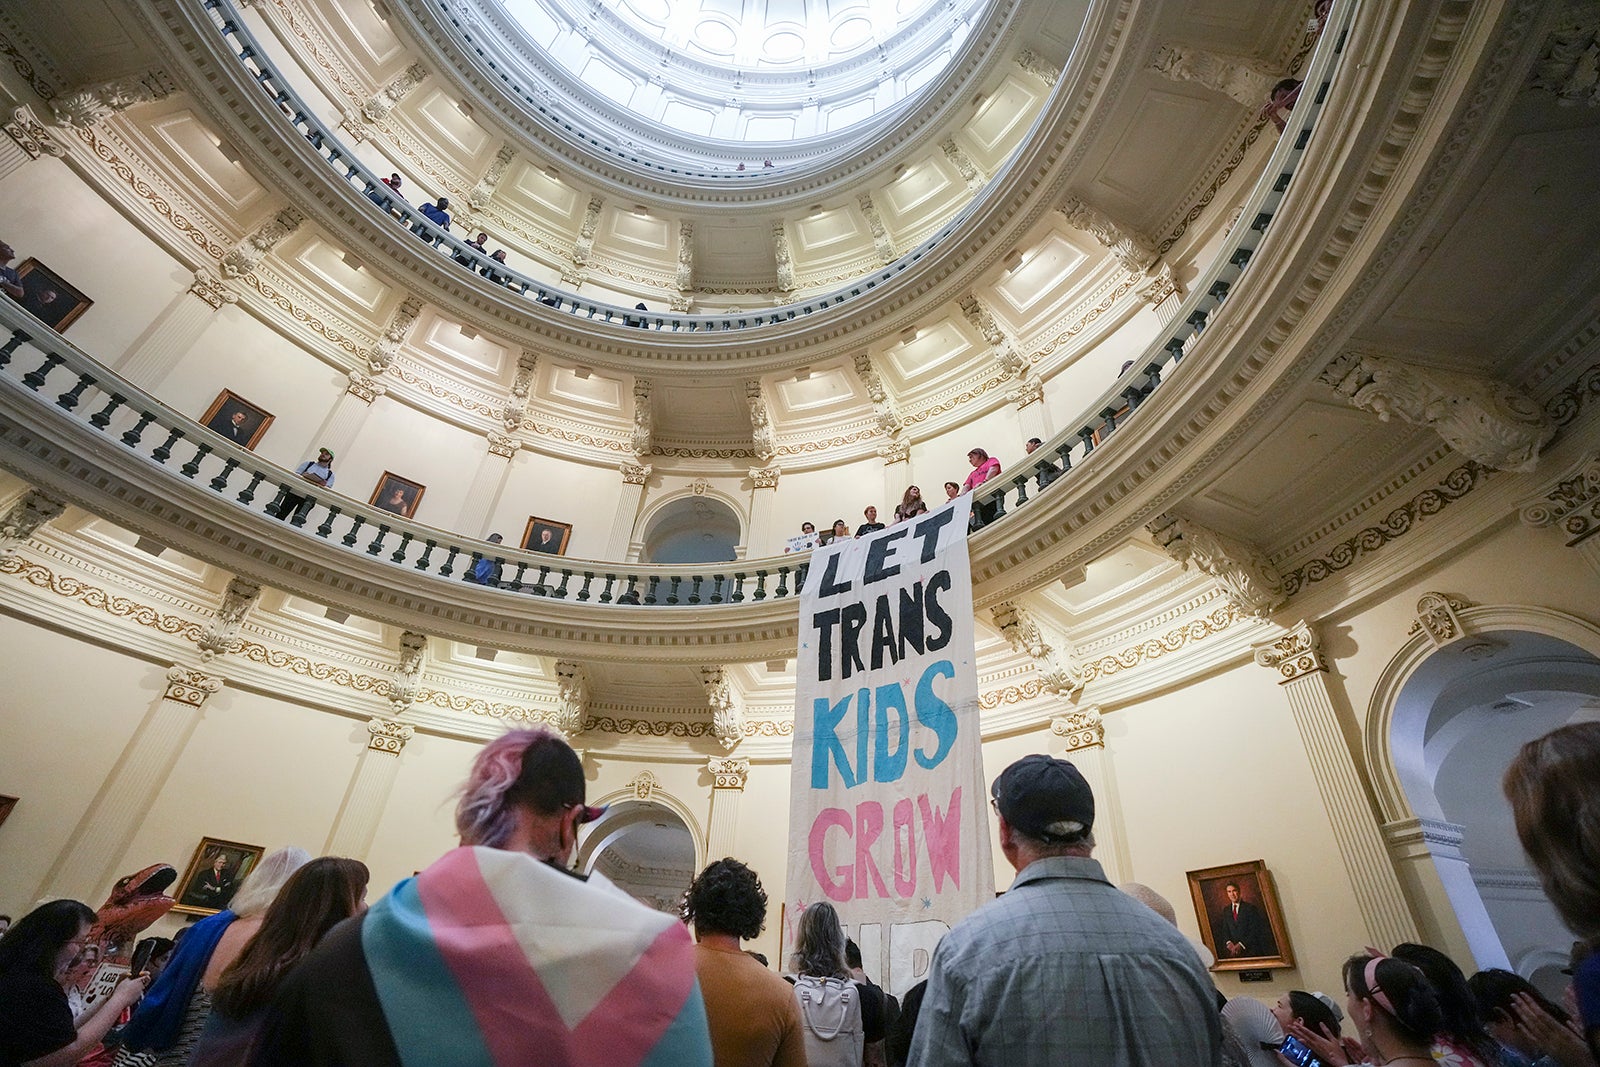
top-left (250, 728), bottom-right (713, 1066)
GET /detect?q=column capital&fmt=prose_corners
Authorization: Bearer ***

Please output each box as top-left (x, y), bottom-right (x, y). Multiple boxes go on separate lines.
top-left (1148, 511), bottom-right (1285, 618)
top-left (486, 430), bottom-right (520, 458)
top-left (187, 268), bottom-right (238, 311)
top-left (621, 462), bottom-right (654, 485)
top-left (0, 488), bottom-right (67, 557)
top-left (749, 466), bottom-right (781, 489)
top-left (708, 756), bottom-right (750, 790)
top-left (164, 663), bottom-right (223, 706)
top-left (365, 716), bottom-right (415, 754)
top-left (1252, 621), bottom-right (1327, 683)
top-left (345, 369), bottom-right (387, 403)
top-left (1519, 450), bottom-right (1600, 544)
top-left (1051, 706), bottom-right (1105, 752)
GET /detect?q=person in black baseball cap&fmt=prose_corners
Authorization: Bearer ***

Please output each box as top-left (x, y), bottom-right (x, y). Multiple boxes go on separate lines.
top-left (908, 752), bottom-right (1221, 1065)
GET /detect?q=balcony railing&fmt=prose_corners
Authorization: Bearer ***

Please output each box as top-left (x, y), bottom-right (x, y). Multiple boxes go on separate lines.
top-left (971, 0), bottom-right (1352, 526)
top-left (198, 0), bottom-right (983, 334)
top-left (0, 302), bottom-right (814, 606)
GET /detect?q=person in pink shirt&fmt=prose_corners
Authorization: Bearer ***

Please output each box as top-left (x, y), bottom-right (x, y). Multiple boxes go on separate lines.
top-left (963, 448), bottom-right (1001, 492)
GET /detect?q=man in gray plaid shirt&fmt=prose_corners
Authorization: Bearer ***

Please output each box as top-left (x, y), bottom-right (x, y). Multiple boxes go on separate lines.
top-left (907, 754), bottom-right (1221, 1066)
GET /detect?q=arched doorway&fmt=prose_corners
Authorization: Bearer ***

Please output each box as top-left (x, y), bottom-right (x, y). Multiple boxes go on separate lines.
top-left (638, 496), bottom-right (742, 564)
top-left (1381, 618), bottom-right (1600, 991)
top-left (578, 800), bottom-right (699, 914)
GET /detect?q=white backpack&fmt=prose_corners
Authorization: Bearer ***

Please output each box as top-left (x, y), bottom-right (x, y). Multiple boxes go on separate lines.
top-left (794, 974), bottom-right (865, 1067)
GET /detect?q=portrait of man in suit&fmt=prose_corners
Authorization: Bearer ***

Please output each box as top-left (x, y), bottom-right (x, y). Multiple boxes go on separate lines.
top-left (199, 390), bottom-right (274, 451)
top-left (1211, 880), bottom-right (1278, 959)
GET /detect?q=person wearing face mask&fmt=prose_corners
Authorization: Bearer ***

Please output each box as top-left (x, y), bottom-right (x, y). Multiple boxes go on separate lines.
top-left (250, 728), bottom-right (713, 1067)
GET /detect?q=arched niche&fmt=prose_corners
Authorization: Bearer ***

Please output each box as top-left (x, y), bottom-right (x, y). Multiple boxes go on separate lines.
top-left (1365, 604), bottom-right (1600, 986)
top-left (635, 492), bottom-right (744, 564)
top-left (576, 793), bottom-right (702, 913)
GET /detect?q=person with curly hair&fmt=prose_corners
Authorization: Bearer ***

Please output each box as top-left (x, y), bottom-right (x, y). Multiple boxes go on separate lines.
top-left (683, 858), bottom-right (806, 1067)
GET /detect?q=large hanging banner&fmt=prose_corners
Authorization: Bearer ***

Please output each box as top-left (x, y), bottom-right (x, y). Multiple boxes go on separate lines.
top-left (785, 496), bottom-right (993, 997)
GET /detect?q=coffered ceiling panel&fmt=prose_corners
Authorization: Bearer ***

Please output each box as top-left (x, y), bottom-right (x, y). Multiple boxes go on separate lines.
top-left (964, 74), bottom-right (1046, 168)
top-left (1088, 89), bottom-right (1225, 224)
top-left (286, 235), bottom-right (391, 317)
top-left (504, 164), bottom-right (582, 223)
top-left (884, 320), bottom-right (979, 389)
top-left (652, 380), bottom-right (756, 442)
top-left (413, 88), bottom-right (494, 160)
top-left (544, 366), bottom-right (625, 412)
top-left (877, 158), bottom-right (967, 234)
top-left (146, 109), bottom-right (267, 215)
top-left (324, 0), bottom-right (407, 69)
top-left (603, 209), bottom-right (674, 264)
top-left (414, 314), bottom-right (511, 381)
top-left (1173, 0), bottom-right (1307, 59)
top-left (772, 367), bottom-right (859, 419)
top-left (1364, 124), bottom-right (1600, 369)
top-left (694, 220), bottom-right (778, 287)
top-left (990, 230), bottom-right (1091, 321)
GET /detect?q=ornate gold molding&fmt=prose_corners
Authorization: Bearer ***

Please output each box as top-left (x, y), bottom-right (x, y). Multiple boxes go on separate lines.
top-left (1407, 592), bottom-right (1472, 647)
top-left (1252, 621), bottom-right (1327, 683)
top-left (0, 555), bottom-right (206, 642)
top-left (1078, 605), bottom-right (1240, 684)
top-left (163, 663), bottom-right (222, 706)
top-left (365, 716), bottom-right (414, 754)
top-left (708, 756), bottom-right (750, 790)
top-left (628, 769), bottom-right (659, 799)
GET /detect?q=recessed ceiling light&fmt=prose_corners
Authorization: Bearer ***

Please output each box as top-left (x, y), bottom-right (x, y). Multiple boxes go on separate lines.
top-left (900, 326), bottom-right (918, 344)
top-left (341, 251), bottom-right (364, 271)
top-left (574, 366), bottom-right (592, 380)
top-left (795, 367), bottom-right (811, 381)
top-left (456, 99), bottom-right (473, 118)
top-left (1003, 250), bottom-right (1023, 272)
top-left (459, 324), bottom-right (477, 340)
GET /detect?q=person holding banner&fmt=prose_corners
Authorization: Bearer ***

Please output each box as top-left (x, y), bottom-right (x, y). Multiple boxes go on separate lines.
top-left (907, 754), bottom-right (1221, 1066)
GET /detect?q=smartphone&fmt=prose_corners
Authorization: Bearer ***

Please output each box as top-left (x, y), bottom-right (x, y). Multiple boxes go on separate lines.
top-left (1278, 1035), bottom-right (1324, 1067)
top-left (129, 938), bottom-right (156, 977)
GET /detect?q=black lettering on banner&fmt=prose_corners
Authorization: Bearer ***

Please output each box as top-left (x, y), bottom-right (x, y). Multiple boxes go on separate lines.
top-left (864, 528), bottom-right (907, 585)
top-left (813, 607), bottom-right (840, 681)
top-left (911, 509), bottom-right (955, 563)
top-left (839, 601), bottom-right (869, 679)
top-left (817, 550), bottom-right (852, 597)
top-left (870, 594), bottom-right (899, 670)
top-left (925, 570), bottom-right (953, 651)
top-left (897, 583), bottom-right (925, 657)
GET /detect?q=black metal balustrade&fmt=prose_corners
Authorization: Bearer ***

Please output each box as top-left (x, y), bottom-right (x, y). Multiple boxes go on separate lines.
top-left (970, 2), bottom-right (1351, 527)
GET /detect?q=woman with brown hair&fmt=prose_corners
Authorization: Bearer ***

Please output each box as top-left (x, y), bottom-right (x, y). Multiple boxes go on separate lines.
top-left (894, 486), bottom-right (927, 524)
top-left (186, 857), bottom-right (368, 1066)
top-left (1504, 722), bottom-right (1600, 1061)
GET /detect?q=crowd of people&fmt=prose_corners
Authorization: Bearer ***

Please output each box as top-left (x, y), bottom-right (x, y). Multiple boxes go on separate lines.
top-left (365, 174), bottom-right (523, 289)
top-left (4, 721), bottom-right (1594, 1067)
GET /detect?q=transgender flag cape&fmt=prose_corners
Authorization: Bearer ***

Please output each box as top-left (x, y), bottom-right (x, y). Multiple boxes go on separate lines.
top-left (361, 846), bottom-right (711, 1067)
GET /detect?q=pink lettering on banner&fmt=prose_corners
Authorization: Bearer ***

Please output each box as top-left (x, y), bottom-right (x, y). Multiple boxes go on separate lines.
top-left (892, 798), bottom-right (917, 897)
top-left (855, 801), bottom-right (888, 899)
top-left (919, 787), bottom-right (962, 892)
top-left (810, 807), bottom-right (853, 902)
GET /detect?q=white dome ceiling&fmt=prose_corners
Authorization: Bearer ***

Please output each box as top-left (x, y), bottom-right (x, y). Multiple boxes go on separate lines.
top-left (494, 0), bottom-right (991, 144)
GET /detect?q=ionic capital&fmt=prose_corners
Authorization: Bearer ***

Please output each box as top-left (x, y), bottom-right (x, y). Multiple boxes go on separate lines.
top-left (163, 663), bottom-right (223, 706)
top-left (1051, 706), bottom-right (1105, 752)
top-left (708, 755), bottom-right (750, 790)
top-left (1252, 621), bottom-right (1327, 683)
top-left (365, 717), bottom-right (415, 754)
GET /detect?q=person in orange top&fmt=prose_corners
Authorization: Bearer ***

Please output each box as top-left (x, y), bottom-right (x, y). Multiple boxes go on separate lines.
top-left (683, 859), bottom-right (807, 1067)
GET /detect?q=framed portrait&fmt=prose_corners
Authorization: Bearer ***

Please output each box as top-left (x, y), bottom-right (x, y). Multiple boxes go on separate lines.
top-left (522, 515), bottom-right (572, 555)
top-left (14, 258), bottom-right (93, 332)
top-left (0, 794), bottom-right (15, 830)
top-left (172, 837), bottom-right (264, 916)
top-left (369, 471), bottom-right (426, 519)
top-left (198, 389), bottom-right (274, 451)
top-left (1186, 859), bottom-right (1294, 971)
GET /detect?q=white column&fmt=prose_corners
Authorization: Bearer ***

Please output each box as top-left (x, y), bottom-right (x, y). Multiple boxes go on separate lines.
top-left (1382, 817), bottom-right (1510, 970)
top-left (1051, 708), bottom-right (1129, 883)
top-left (1015, 396), bottom-right (1051, 445)
top-left (705, 756), bottom-right (749, 860)
top-left (311, 372), bottom-right (384, 460)
top-left (324, 719), bottom-right (415, 857)
top-left (114, 271), bottom-right (237, 388)
top-left (607, 463), bottom-right (652, 560)
top-left (456, 436), bottom-right (518, 538)
top-left (1254, 622), bottom-right (1420, 948)
top-left (746, 468), bottom-right (781, 556)
top-left (36, 664), bottom-right (221, 901)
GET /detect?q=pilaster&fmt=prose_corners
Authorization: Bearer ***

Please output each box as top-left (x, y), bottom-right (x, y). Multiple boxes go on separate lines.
top-left (607, 463), bottom-right (652, 560)
top-left (1051, 707), bottom-right (1128, 882)
top-left (323, 718), bottom-right (415, 857)
top-left (706, 756), bottom-right (750, 859)
top-left (1382, 817), bottom-right (1509, 970)
top-left (747, 466), bottom-right (781, 556)
top-left (311, 373), bottom-right (384, 461)
top-left (456, 436), bottom-right (518, 538)
top-left (1253, 622), bottom-right (1419, 948)
top-left (36, 664), bottom-right (221, 901)
top-left (113, 271), bottom-right (236, 388)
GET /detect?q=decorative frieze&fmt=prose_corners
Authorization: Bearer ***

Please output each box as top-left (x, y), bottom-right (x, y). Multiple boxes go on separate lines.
top-left (554, 659), bottom-right (589, 739)
top-left (363, 296), bottom-right (424, 377)
top-left (940, 137), bottom-right (983, 189)
top-left (1408, 592), bottom-right (1472, 647)
top-left (857, 192), bottom-right (896, 263)
top-left (221, 206), bottom-right (304, 279)
top-left (1320, 352), bottom-right (1555, 473)
top-left (1057, 197), bottom-right (1157, 275)
top-left (365, 716), bottom-right (415, 754)
top-left (163, 663), bottom-right (222, 707)
top-left (629, 769), bottom-right (659, 800)
top-left (1527, 9), bottom-right (1600, 106)
top-left (1148, 512), bottom-right (1285, 618)
top-left (1520, 451), bottom-right (1600, 546)
top-left (1149, 43), bottom-right (1277, 108)
top-left (1051, 706), bottom-right (1105, 752)
top-left (196, 577), bottom-right (260, 659)
top-left (186, 267), bottom-right (238, 311)
top-left (699, 665), bottom-right (744, 751)
top-left (992, 601), bottom-right (1082, 695)
top-left (50, 70), bottom-right (177, 129)
top-left (632, 378), bottom-right (653, 457)
top-left (0, 488), bottom-right (67, 557)
top-left (747, 380), bottom-right (776, 461)
top-left (1252, 621), bottom-right (1327, 683)
top-left (708, 756), bottom-right (750, 790)
top-left (3, 105), bottom-right (62, 159)
top-left (387, 631), bottom-right (427, 713)
top-left (1014, 49), bottom-right (1061, 86)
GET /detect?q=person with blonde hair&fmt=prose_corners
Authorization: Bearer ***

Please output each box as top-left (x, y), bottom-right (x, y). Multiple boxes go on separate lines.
top-left (251, 727), bottom-right (712, 1066)
top-left (114, 847), bottom-right (311, 1066)
top-left (791, 901), bottom-right (884, 1067)
top-left (1504, 721), bottom-right (1600, 1061)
